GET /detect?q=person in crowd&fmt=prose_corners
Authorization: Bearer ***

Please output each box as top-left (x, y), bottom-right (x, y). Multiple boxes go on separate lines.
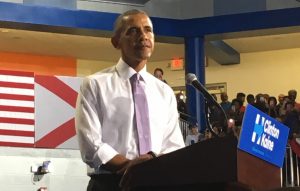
top-left (176, 91), bottom-right (188, 121)
top-left (153, 67), bottom-right (168, 84)
top-left (278, 96), bottom-right (291, 122)
top-left (227, 98), bottom-right (244, 127)
top-left (75, 9), bottom-right (185, 191)
top-left (220, 92), bottom-right (231, 113)
top-left (267, 96), bottom-right (278, 119)
top-left (227, 118), bottom-right (240, 138)
top-left (246, 94), bottom-right (255, 106)
top-left (288, 89), bottom-right (297, 104)
top-left (288, 89), bottom-right (300, 111)
top-left (185, 124), bottom-right (200, 146)
top-left (236, 92), bottom-right (246, 112)
top-left (204, 128), bottom-right (213, 140)
top-left (254, 93), bottom-right (268, 113)
top-left (276, 94), bottom-right (285, 119)
top-left (263, 93), bottom-right (270, 104)
top-left (283, 101), bottom-right (300, 139)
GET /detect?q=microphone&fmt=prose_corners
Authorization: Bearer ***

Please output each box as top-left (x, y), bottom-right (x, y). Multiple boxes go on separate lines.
top-left (186, 73), bottom-right (228, 135)
top-left (185, 73), bottom-right (216, 104)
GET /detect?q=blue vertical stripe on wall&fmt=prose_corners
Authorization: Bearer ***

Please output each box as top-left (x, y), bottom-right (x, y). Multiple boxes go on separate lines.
top-left (214, 0), bottom-right (266, 16)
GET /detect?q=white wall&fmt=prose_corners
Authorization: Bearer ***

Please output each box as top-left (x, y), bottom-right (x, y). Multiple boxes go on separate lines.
top-left (77, 47), bottom-right (300, 105)
top-left (147, 48), bottom-right (300, 105)
top-left (0, 147), bottom-right (89, 191)
top-left (77, 59), bottom-right (115, 77)
top-left (206, 48), bottom-right (300, 103)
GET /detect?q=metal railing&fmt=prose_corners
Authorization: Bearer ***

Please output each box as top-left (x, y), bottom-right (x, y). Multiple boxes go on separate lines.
top-left (282, 145), bottom-right (300, 187)
top-left (178, 112), bottom-right (196, 141)
top-left (179, 118), bottom-right (191, 141)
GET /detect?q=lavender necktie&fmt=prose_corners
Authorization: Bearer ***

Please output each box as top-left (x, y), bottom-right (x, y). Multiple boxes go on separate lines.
top-left (130, 73), bottom-right (151, 155)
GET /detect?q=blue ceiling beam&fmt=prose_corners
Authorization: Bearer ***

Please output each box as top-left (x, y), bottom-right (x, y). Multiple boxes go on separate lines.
top-left (0, 2), bottom-right (183, 37)
top-left (0, 2), bottom-right (300, 37)
top-left (182, 7), bottom-right (300, 36)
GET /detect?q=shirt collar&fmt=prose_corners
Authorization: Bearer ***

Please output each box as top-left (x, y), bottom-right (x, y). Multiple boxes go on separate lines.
top-left (116, 58), bottom-right (149, 83)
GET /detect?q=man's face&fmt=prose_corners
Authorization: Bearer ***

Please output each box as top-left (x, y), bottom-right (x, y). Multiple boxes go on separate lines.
top-left (288, 92), bottom-right (297, 101)
top-left (238, 96), bottom-right (245, 103)
top-left (221, 93), bottom-right (228, 102)
top-left (117, 13), bottom-right (154, 63)
top-left (154, 70), bottom-right (163, 80)
top-left (191, 127), bottom-right (198, 135)
top-left (278, 96), bottom-right (284, 104)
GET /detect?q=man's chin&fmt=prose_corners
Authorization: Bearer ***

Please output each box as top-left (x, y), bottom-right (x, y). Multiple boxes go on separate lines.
top-left (137, 53), bottom-right (152, 60)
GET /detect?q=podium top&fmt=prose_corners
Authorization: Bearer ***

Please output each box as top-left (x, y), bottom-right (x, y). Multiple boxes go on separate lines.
top-left (129, 135), bottom-right (238, 188)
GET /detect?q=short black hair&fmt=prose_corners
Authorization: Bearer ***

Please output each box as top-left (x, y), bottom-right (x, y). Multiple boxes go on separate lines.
top-left (246, 94), bottom-right (254, 99)
top-left (154, 68), bottom-right (164, 75)
top-left (232, 98), bottom-right (242, 107)
top-left (236, 92), bottom-right (246, 98)
top-left (113, 9), bottom-right (149, 37)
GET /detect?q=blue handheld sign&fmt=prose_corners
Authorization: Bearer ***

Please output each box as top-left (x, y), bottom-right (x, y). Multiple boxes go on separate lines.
top-left (238, 104), bottom-right (289, 167)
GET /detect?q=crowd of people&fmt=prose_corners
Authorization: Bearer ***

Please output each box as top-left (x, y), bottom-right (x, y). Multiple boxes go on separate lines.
top-left (184, 89), bottom-right (300, 146)
top-left (219, 90), bottom-right (300, 138)
top-left (152, 67), bottom-right (300, 145)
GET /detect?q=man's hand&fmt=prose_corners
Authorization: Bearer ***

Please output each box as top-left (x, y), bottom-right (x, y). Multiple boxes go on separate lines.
top-left (101, 154), bottom-right (130, 173)
top-left (119, 154), bottom-right (153, 191)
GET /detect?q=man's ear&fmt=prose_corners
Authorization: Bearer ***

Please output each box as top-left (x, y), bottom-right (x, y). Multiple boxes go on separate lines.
top-left (111, 36), bottom-right (120, 49)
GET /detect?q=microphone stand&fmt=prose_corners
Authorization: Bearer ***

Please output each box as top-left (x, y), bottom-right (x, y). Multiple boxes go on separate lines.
top-left (203, 94), bottom-right (229, 138)
top-left (185, 73), bottom-right (229, 138)
top-left (204, 99), bottom-right (219, 137)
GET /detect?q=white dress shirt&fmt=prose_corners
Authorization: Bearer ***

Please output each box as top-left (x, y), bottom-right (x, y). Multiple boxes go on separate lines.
top-left (75, 58), bottom-right (185, 173)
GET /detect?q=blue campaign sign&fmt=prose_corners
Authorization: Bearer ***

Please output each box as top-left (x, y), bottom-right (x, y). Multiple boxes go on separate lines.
top-left (238, 104), bottom-right (289, 167)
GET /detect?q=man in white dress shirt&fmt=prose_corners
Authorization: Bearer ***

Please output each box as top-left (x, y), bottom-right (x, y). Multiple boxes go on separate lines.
top-left (75, 9), bottom-right (185, 191)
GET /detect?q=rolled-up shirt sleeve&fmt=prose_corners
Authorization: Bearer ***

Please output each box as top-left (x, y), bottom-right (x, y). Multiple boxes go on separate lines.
top-left (75, 78), bottom-right (118, 168)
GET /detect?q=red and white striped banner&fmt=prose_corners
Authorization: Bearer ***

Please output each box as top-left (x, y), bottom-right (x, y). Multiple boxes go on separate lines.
top-left (35, 75), bottom-right (81, 149)
top-left (0, 70), bottom-right (35, 147)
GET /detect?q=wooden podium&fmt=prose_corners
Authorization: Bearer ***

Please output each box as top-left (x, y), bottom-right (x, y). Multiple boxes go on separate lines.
top-left (128, 135), bottom-right (281, 191)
